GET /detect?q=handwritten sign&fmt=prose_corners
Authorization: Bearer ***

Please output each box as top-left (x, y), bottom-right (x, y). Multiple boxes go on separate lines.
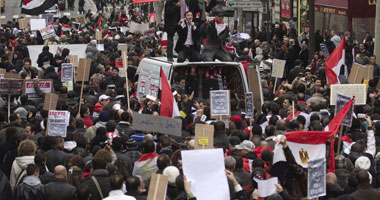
top-left (129, 21), bottom-right (149, 34)
top-left (24, 80), bottom-right (52, 100)
top-left (307, 158), bottom-right (326, 199)
top-left (43, 93), bottom-right (58, 111)
top-left (18, 18), bottom-right (27, 29)
top-left (96, 31), bottom-right (102, 40)
top-left (132, 113), bottom-right (182, 137)
top-left (210, 90), bottom-right (230, 118)
top-left (348, 63), bottom-right (366, 84)
top-left (40, 25), bottom-right (56, 40)
top-left (48, 110), bottom-right (70, 137)
top-left (76, 58), bottom-right (91, 82)
top-left (335, 93), bottom-right (354, 127)
top-left (330, 84), bottom-right (366, 105)
top-left (271, 59), bottom-right (286, 78)
top-left (147, 174), bottom-right (168, 200)
top-left (0, 79), bottom-right (23, 95)
top-left (363, 65), bottom-right (374, 81)
top-left (61, 63), bottom-right (73, 82)
top-left (194, 124), bottom-right (214, 149)
top-left (245, 92), bottom-right (254, 118)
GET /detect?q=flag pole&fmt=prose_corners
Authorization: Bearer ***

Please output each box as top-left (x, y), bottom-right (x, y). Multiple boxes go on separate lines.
top-left (336, 125), bottom-right (343, 155)
top-left (273, 77), bottom-right (277, 94)
top-left (292, 101), bottom-right (295, 120)
top-left (122, 50), bottom-right (130, 111)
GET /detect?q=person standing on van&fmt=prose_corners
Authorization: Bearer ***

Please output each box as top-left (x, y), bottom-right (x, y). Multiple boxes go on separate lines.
top-left (164, 0), bottom-right (181, 62)
top-left (201, 9), bottom-right (232, 62)
top-left (175, 11), bottom-right (201, 62)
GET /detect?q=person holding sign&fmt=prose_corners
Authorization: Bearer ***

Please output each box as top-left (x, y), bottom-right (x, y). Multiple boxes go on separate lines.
top-left (18, 58), bottom-right (37, 79)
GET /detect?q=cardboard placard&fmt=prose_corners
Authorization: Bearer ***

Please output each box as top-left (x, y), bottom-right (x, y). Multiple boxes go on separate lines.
top-left (194, 124), bottom-right (214, 149)
top-left (210, 90), bottom-right (230, 118)
top-left (330, 84), bottom-right (366, 105)
top-left (307, 158), bottom-right (326, 199)
top-left (30, 19), bottom-right (46, 31)
top-left (348, 63), bottom-right (366, 83)
top-left (0, 69), bottom-right (5, 79)
top-left (364, 65), bottom-right (374, 81)
top-left (335, 93), bottom-right (355, 127)
top-left (76, 58), bottom-right (91, 82)
top-left (245, 92), bottom-right (254, 118)
top-left (0, 79), bottom-right (23, 95)
top-left (147, 174), bottom-right (168, 200)
top-left (271, 59), bottom-right (286, 78)
top-left (69, 55), bottom-right (79, 67)
top-left (48, 110), bottom-right (70, 137)
top-left (132, 113), bottom-right (182, 136)
top-left (43, 93), bottom-right (58, 111)
top-left (77, 16), bottom-right (85, 24)
top-left (96, 31), bottom-right (102, 41)
top-left (4, 72), bottom-right (20, 79)
top-left (247, 66), bottom-right (263, 115)
top-left (118, 44), bottom-right (128, 52)
top-left (18, 18), bottom-right (27, 30)
top-left (23, 80), bottom-right (53, 100)
top-left (61, 63), bottom-right (74, 82)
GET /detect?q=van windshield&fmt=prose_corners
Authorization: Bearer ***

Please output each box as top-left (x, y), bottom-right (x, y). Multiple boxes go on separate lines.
top-left (170, 64), bottom-right (245, 101)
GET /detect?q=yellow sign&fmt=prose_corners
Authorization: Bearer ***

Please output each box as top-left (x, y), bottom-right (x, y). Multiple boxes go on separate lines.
top-left (198, 137), bottom-right (208, 145)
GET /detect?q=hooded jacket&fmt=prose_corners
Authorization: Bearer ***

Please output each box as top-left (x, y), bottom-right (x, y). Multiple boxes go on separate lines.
top-left (13, 175), bottom-right (44, 200)
top-left (10, 156), bottom-right (35, 191)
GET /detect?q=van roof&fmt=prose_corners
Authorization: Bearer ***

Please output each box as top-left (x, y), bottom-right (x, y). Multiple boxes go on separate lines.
top-left (147, 57), bottom-right (241, 66)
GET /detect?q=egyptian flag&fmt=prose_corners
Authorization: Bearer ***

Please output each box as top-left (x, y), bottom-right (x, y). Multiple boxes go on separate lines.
top-left (273, 98), bottom-right (353, 171)
top-left (21, 0), bottom-right (58, 15)
top-left (132, 152), bottom-right (158, 180)
top-left (285, 110), bottom-right (301, 121)
top-left (160, 32), bottom-right (167, 49)
top-left (160, 68), bottom-right (180, 118)
top-left (325, 37), bottom-right (345, 84)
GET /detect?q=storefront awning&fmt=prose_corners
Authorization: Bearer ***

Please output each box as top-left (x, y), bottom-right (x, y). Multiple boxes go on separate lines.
top-left (132, 0), bottom-right (160, 4)
top-left (348, 0), bottom-right (376, 18)
top-left (315, 0), bottom-right (348, 16)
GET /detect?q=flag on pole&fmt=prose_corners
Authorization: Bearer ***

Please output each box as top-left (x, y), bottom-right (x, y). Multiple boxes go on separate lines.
top-left (160, 68), bottom-right (180, 118)
top-left (325, 37), bottom-right (346, 84)
top-left (21, 0), bottom-right (58, 15)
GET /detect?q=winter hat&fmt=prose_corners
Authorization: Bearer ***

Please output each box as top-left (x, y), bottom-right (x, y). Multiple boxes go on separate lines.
top-left (229, 136), bottom-right (241, 146)
top-left (98, 111), bottom-right (110, 122)
top-left (163, 166), bottom-right (180, 184)
top-left (335, 155), bottom-right (347, 170)
top-left (15, 107), bottom-right (28, 120)
top-left (235, 140), bottom-right (255, 152)
top-left (231, 115), bottom-right (242, 123)
top-left (355, 156), bottom-right (371, 170)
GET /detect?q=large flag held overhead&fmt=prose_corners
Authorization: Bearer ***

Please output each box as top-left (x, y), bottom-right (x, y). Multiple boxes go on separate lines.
top-left (325, 37), bottom-right (346, 84)
top-left (21, 0), bottom-right (58, 15)
top-left (160, 68), bottom-right (180, 118)
top-left (273, 98), bottom-right (354, 171)
top-left (132, 152), bottom-right (158, 180)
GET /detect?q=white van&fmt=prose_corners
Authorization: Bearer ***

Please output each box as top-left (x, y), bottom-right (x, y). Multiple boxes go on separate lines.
top-left (134, 57), bottom-right (250, 102)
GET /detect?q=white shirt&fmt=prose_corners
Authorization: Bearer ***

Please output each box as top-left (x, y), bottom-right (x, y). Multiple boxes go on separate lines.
top-left (331, 35), bottom-right (341, 47)
top-left (103, 190), bottom-right (136, 200)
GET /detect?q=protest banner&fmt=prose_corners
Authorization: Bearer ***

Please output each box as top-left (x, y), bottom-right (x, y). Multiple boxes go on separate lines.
top-left (18, 18), bottom-right (27, 30)
top-left (43, 93), bottom-right (58, 111)
top-left (335, 93), bottom-right (355, 127)
top-left (40, 25), bottom-right (56, 40)
top-left (254, 177), bottom-right (278, 197)
top-left (330, 84), bottom-right (366, 105)
top-left (210, 90), bottom-right (230, 118)
top-left (307, 158), bottom-right (326, 199)
top-left (149, 13), bottom-right (156, 23)
top-left (320, 43), bottom-right (330, 58)
top-left (30, 19), bottom-right (46, 30)
top-left (147, 174), bottom-right (168, 200)
top-left (247, 65), bottom-right (263, 115)
top-left (48, 110), bottom-right (70, 137)
top-left (129, 21), bottom-right (149, 34)
top-left (271, 59), bottom-right (286, 78)
top-left (0, 79), bottom-right (23, 95)
top-left (245, 92), bottom-right (254, 118)
top-left (348, 63), bottom-right (366, 84)
top-left (132, 113), bottom-right (182, 137)
top-left (4, 72), bottom-right (19, 79)
top-left (28, 44), bottom-right (87, 68)
top-left (96, 31), bottom-right (102, 41)
top-left (23, 80), bottom-right (53, 100)
top-left (61, 63), bottom-right (73, 82)
top-left (144, 29), bottom-right (155, 37)
top-left (194, 124), bottom-right (214, 149)
top-left (182, 149), bottom-right (230, 200)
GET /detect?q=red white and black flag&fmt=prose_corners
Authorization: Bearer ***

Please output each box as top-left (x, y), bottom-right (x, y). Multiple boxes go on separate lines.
top-left (21, 0), bottom-right (58, 15)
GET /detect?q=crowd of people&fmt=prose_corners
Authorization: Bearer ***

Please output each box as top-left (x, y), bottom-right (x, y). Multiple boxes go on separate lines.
top-left (0, 0), bottom-right (380, 200)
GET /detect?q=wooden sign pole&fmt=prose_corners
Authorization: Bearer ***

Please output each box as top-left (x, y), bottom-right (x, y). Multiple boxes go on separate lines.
top-left (7, 94), bottom-right (10, 123)
top-left (292, 101), bottom-right (295, 120)
top-left (122, 50), bottom-right (130, 111)
top-left (273, 77), bottom-right (277, 94)
top-left (77, 59), bottom-right (87, 117)
top-left (336, 125), bottom-right (344, 155)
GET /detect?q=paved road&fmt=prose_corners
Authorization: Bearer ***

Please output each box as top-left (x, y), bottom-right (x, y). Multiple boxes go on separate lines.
top-left (0, 0), bottom-right (98, 22)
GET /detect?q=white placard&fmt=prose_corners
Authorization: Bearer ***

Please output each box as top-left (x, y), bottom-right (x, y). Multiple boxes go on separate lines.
top-left (254, 177), bottom-right (278, 197)
top-left (48, 110), bottom-right (70, 137)
top-left (182, 149), bottom-right (230, 200)
top-left (24, 80), bottom-right (52, 100)
top-left (129, 21), bottom-right (149, 34)
top-left (40, 25), bottom-right (56, 40)
top-left (271, 59), bottom-right (286, 78)
top-left (307, 158), bottom-right (326, 199)
top-left (61, 63), bottom-right (73, 82)
top-left (96, 44), bottom-right (104, 51)
top-left (210, 90), bottom-right (230, 117)
top-left (30, 19), bottom-right (46, 31)
top-left (330, 84), bottom-right (366, 105)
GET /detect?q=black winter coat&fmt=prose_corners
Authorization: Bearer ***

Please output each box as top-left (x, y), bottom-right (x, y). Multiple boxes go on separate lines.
top-left (43, 178), bottom-right (76, 200)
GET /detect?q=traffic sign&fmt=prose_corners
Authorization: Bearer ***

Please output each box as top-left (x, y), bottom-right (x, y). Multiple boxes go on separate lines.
top-left (226, 0), bottom-right (263, 8)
